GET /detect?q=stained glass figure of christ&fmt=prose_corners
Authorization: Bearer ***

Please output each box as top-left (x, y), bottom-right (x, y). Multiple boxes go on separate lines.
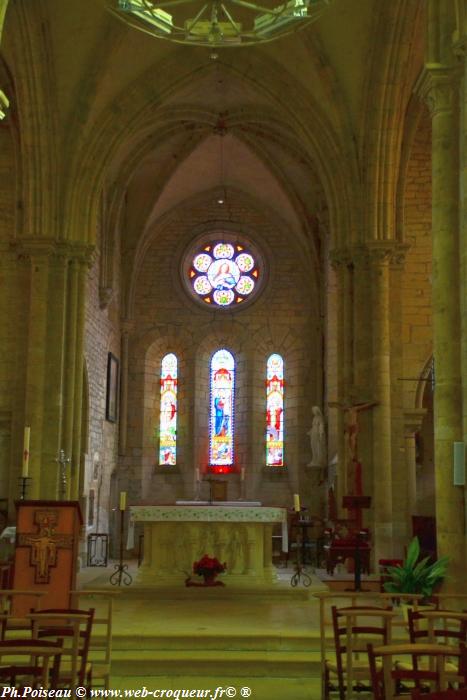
top-left (209, 349), bottom-right (235, 468)
top-left (159, 353), bottom-right (178, 465)
top-left (266, 354), bottom-right (284, 466)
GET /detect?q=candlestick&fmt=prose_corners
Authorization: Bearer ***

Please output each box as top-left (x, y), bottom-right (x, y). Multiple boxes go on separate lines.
top-left (196, 468), bottom-right (200, 482)
top-left (293, 493), bottom-right (301, 512)
top-left (22, 426), bottom-right (30, 478)
top-left (119, 491), bottom-right (127, 511)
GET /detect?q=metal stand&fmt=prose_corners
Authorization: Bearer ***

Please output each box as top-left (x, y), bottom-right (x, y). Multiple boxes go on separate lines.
top-left (290, 546), bottom-right (312, 587)
top-left (345, 530), bottom-right (370, 592)
top-left (18, 477), bottom-right (31, 500)
top-left (237, 476), bottom-right (245, 501)
top-left (110, 509), bottom-right (133, 586)
top-left (54, 449), bottom-right (71, 500)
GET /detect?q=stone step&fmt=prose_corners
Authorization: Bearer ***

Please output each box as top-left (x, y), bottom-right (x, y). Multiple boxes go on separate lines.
top-left (110, 649), bottom-right (322, 677)
top-left (108, 632), bottom-right (321, 652)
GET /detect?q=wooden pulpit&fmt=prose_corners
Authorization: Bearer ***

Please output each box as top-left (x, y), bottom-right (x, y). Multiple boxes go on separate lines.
top-left (12, 501), bottom-right (82, 615)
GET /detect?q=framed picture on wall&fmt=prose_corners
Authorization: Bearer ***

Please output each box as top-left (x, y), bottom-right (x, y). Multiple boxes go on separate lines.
top-left (106, 352), bottom-right (119, 423)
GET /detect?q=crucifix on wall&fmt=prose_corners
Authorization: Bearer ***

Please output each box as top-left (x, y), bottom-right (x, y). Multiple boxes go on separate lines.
top-left (329, 399), bottom-right (378, 495)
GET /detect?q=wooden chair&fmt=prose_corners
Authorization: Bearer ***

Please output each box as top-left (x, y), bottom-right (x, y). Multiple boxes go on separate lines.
top-left (0, 590), bottom-right (46, 637)
top-left (368, 643), bottom-right (464, 700)
top-left (29, 608), bottom-right (94, 690)
top-left (411, 690), bottom-right (467, 699)
top-left (326, 606), bottom-right (396, 700)
top-left (0, 639), bottom-right (63, 689)
top-left (406, 609), bottom-right (467, 685)
top-left (71, 590), bottom-right (118, 689)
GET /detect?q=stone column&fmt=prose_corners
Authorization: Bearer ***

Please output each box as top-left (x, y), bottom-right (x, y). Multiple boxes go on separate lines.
top-left (403, 409), bottom-right (427, 536)
top-left (119, 322), bottom-right (132, 456)
top-left (368, 243), bottom-right (394, 561)
top-left (63, 258), bottom-right (79, 498)
top-left (329, 250), bottom-right (352, 513)
top-left (417, 64), bottom-right (465, 588)
top-left (351, 247), bottom-right (374, 518)
top-left (23, 250), bottom-right (50, 498)
top-left (41, 250), bottom-right (69, 498)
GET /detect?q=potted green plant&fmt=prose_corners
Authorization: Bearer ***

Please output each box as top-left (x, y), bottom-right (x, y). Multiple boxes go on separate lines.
top-left (383, 536), bottom-right (449, 604)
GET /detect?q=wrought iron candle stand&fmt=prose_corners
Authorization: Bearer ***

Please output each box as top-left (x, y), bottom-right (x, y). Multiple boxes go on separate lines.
top-left (18, 477), bottom-right (31, 500)
top-left (110, 508), bottom-right (132, 586)
top-left (290, 527), bottom-right (312, 588)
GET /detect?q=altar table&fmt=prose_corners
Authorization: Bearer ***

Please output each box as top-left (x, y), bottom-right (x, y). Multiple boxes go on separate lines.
top-left (129, 505), bottom-right (288, 588)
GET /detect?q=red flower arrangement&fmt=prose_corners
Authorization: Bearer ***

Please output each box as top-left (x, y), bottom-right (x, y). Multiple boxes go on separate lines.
top-left (185, 554), bottom-right (227, 587)
top-left (193, 554), bottom-right (226, 577)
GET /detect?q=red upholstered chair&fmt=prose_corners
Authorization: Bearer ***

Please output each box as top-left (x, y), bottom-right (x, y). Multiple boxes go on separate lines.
top-left (411, 690), bottom-right (467, 699)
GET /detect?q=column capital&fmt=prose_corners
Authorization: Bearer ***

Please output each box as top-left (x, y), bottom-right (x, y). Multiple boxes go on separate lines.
top-left (403, 408), bottom-right (427, 436)
top-left (414, 64), bottom-right (461, 117)
top-left (329, 247), bottom-right (352, 270)
top-left (366, 241), bottom-right (397, 267)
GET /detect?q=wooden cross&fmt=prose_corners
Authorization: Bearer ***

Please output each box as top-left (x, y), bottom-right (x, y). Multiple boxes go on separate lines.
top-left (17, 509), bottom-right (73, 584)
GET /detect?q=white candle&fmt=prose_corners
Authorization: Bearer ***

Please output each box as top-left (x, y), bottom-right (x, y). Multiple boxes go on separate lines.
top-left (22, 426), bottom-right (30, 478)
top-left (240, 468), bottom-right (245, 481)
top-left (293, 493), bottom-right (300, 512)
top-left (119, 491), bottom-right (127, 511)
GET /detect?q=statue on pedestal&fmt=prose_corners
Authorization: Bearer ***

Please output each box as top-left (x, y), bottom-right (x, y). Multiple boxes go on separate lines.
top-left (307, 406), bottom-right (326, 467)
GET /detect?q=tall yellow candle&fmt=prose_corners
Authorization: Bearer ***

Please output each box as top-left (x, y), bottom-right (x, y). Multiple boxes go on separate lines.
top-left (293, 493), bottom-right (300, 512)
top-left (119, 491), bottom-right (127, 511)
top-left (22, 426), bottom-right (30, 478)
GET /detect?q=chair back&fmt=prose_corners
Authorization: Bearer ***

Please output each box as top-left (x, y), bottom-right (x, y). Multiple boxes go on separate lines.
top-left (71, 591), bottom-right (117, 689)
top-left (28, 608), bottom-right (94, 689)
top-left (0, 638), bottom-right (62, 689)
top-left (332, 606), bottom-right (395, 699)
top-left (368, 642), bottom-right (459, 700)
top-left (408, 609), bottom-right (467, 646)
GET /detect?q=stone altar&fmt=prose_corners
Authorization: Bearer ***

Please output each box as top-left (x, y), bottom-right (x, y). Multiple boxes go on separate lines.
top-left (128, 505), bottom-right (288, 588)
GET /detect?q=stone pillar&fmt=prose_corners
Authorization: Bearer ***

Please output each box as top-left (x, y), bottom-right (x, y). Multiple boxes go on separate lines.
top-left (70, 257), bottom-right (88, 499)
top-left (329, 250), bottom-right (351, 514)
top-left (63, 258), bottom-right (79, 498)
top-left (403, 409), bottom-right (427, 536)
top-left (119, 322), bottom-right (132, 456)
top-left (368, 243), bottom-right (394, 561)
top-left (417, 63), bottom-right (465, 588)
top-left (23, 250), bottom-right (50, 498)
top-left (351, 247), bottom-right (374, 519)
top-left (454, 13), bottom-right (467, 564)
top-left (41, 251), bottom-right (69, 498)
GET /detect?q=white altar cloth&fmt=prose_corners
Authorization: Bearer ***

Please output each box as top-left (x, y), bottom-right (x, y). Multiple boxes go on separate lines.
top-left (128, 505), bottom-right (288, 587)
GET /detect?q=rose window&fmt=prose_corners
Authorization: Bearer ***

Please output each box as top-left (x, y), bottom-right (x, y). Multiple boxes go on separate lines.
top-left (188, 242), bottom-right (259, 307)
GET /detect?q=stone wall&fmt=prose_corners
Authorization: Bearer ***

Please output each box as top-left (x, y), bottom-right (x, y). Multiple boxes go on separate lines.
top-left (84, 225), bottom-right (121, 540)
top-left (402, 109), bottom-right (434, 515)
top-left (120, 191), bottom-right (321, 511)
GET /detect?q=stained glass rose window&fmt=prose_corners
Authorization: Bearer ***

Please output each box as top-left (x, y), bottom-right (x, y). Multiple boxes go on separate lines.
top-left (188, 242), bottom-right (259, 308)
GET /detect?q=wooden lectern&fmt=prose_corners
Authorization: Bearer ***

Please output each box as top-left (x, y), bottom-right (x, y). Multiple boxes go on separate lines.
top-left (13, 501), bottom-right (82, 615)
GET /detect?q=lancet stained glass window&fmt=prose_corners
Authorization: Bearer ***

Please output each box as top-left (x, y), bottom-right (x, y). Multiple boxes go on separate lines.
top-left (266, 354), bottom-right (284, 466)
top-left (209, 349), bottom-right (235, 468)
top-left (159, 353), bottom-right (178, 465)
top-left (189, 242), bottom-right (259, 308)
